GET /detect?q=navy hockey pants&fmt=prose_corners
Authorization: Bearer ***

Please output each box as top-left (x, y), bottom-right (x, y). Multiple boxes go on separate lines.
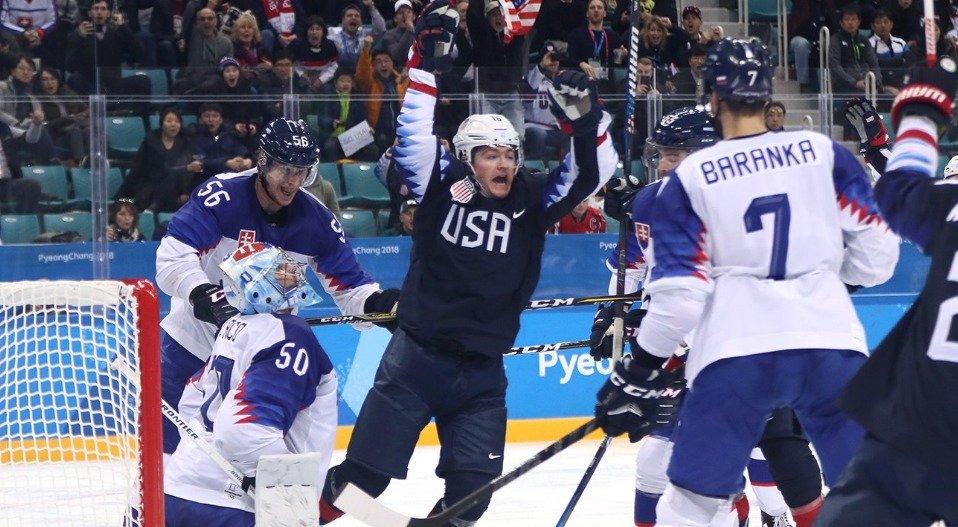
top-left (346, 328), bottom-right (508, 481)
top-left (816, 434), bottom-right (958, 526)
top-left (161, 335), bottom-right (205, 454)
top-left (164, 494), bottom-right (254, 526)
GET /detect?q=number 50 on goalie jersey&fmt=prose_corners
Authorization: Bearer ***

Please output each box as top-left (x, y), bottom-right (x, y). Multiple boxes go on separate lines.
top-left (644, 130), bottom-right (899, 383)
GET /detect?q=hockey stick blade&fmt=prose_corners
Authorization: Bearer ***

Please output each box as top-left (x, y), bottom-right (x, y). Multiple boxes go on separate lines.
top-left (305, 293), bottom-right (642, 326)
top-left (333, 419), bottom-right (601, 527)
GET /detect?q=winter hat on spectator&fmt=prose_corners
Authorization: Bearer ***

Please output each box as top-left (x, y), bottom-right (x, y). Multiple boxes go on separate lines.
top-left (540, 41), bottom-right (559, 56)
top-left (400, 199), bottom-right (418, 213)
top-left (682, 5), bottom-right (701, 19)
top-left (485, 1), bottom-right (501, 15)
top-left (394, 0), bottom-right (413, 11)
top-left (219, 56), bottom-right (241, 71)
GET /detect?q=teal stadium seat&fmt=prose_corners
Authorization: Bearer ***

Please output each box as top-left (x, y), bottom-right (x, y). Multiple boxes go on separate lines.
top-left (525, 159), bottom-right (547, 172)
top-left (749, 0), bottom-right (791, 21)
top-left (43, 212), bottom-right (93, 241)
top-left (1, 214), bottom-right (41, 244)
top-left (139, 210), bottom-right (156, 240)
top-left (121, 68), bottom-right (169, 97)
top-left (106, 117), bottom-right (146, 160)
top-left (157, 211), bottom-right (175, 228)
top-left (339, 209), bottom-right (377, 238)
top-left (23, 165), bottom-right (71, 212)
top-left (70, 167), bottom-right (124, 208)
top-left (340, 163), bottom-right (390, 208)
top-left (318, 163), bottom-right (342, 192)
top-left (603, 211), bottom-right (619, 233)
top-left (938, 155), bottom-right (950, 177)
top-left (377, 209), bottom-right (392, 233)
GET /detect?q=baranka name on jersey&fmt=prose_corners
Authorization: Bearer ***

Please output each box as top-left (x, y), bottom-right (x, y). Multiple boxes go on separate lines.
top-left (701, 139), bottom-right (817, 185)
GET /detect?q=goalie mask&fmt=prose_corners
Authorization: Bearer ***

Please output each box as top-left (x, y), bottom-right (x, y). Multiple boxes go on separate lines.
top-left (453, 114), bottom-right (524, 181)
top-left (220, 242), bottom-right (321, 315)
top-left (645, 106), bottom-right (720, 181)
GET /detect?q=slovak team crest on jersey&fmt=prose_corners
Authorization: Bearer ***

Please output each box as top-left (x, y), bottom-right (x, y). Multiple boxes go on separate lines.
top-left (238, 229), bottom-right (257, 245)
top-left (635, 223), bottom-right (651, 250)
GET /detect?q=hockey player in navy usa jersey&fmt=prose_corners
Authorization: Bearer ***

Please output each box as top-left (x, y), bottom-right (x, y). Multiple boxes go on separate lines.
top-left (165, 242), bottom-right (336, 526)
top-left (319, 2), bottom-right (618, 525)
top-left (156, 118), bottom-right (399, 456)
top-left (592, 38), bottom-right (899, 526)
top-left (817, 58), bottom-right (958, 526)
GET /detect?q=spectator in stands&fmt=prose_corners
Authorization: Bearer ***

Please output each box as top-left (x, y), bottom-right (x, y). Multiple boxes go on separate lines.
top-left (182, 6), bottom-right (232, 71)
top-left (522, 41), bottom-right (567, 161)
top-left (187, 103), bottom-right (252, 189)
top-left (230, 0), bottom-right (300, 53)
top-left (0, 0), bottom-right (57, 64)
top-left (44, 0), bottom-right (80, 70)
top-left (256, 50), bottom-right (309, 120)
top-left (635, 13), bottom-right (688, 77)
top-left (187, 57), bottom-right (263, 150)
top-left (289, 15), bottom-right (339, 93)
top-left (121, 0), bottom-right (178, 67)
top-left (319, 68), bottom-right (378, 161)
top-left (231, 11), bottom-right (272, 75)
top-left (106, 200), bottom-right (145, 242)
top-left (566, 0), bottom-right (626, 93)
top-left (123, 107), bottom-right (193, 212)
top-left (788, 0), bottom-right (835, 93)
top-left (36, 66), bottom-right (89, 167)
top-left (0, 55), bottom-right (56, 166)
top-left (680, 5), bottom-right (723, 46)
top-left (381, 0), bottom-right (415, 68)
top-left (884, 0), bottom-right (922, 44)
top-left (550, 198), bottom-right (606, 234)
top-left (828, 4), bottom-right (883, 95)
top-left (466, 0), bottom-right (526, 133)
top-left (356, 35), bottom-right (407, 155)
top-left (671, 41), bottom-right (707, 100)
top-left (328, 1), bottom-right (386, 70)
top-left (303, 170), bottom-right (342, 217)
top-left (613, 0), bottom-right (678, 31)
top-left (531, 0), bottom-right (587, 54)
top-left (397, 198), bottom-right (415, 235)
top-left (765, 101), bottom-right (786, 132)
top-left (868, 9), bottom-right (913, 94)
top-left (65, 0), bottom-right (152, 98)
top-left (0, 121), bottom-right (41, 211)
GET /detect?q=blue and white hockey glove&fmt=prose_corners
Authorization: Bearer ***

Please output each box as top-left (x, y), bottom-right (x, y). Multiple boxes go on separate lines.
top-left (548, 70), bottom-right (603, 137)
top-left (364, 288), bottom-right (401, 332)
top-left (589, 304), bottom-right (645, 360)
top-left (595, 356), bottom-right (685, 442)
top-left (892, 56), bottom-right (958, 132)
top-left (190, 283), bottom-right (239, 329)
top-left (406, 0), bottom-right (459, 73)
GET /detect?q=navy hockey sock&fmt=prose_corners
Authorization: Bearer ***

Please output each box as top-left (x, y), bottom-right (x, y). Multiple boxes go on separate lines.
top-left (439, 471), bottom-right (494, 522)
top-left (760, 437), bottom-right (822, 508)
top-left (319, 461), bottom-right (391, 524)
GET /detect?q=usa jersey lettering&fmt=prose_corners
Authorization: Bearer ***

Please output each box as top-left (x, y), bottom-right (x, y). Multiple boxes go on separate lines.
top-left (440, 204), bottom-right (512, 253)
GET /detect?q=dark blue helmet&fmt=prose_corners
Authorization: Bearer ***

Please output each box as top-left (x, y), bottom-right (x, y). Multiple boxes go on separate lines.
top-left (645, 106), bottom-right (720, 181)
top-left (259, 118), bottom-right (321, 169)
top-left (701, 38), bottom-right (773, 104)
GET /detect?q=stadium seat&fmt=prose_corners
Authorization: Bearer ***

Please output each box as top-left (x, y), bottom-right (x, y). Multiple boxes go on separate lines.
top-left (340, 163), bottom-right (390, 208)
top-left (525, 159), bottom-right (547, 172)
top-left (70, 167), bottom-right (124, 208)
top-left (603, 212), bottom-right (619, 233)
top-left (318, 163), bottom-right (342, 192)
top-left (121, 68), bottom-right (169, 97)
top-left (749, 0), bottom-right (791, 21)
top-left (106, 117), bottom-right (146, 160)
top-left (1, 214), bottom-right (41, 244)
top-left (23, 165), bottom-right (71, 212)
top-left (43, 212), bottom-right (93, 241)
top-left (938, 155), bottom-right (950, 177)
top-left (339, 209), bottom-right (377, 238)
top-left (139, 210), bottom-right (156, 241)
top-left (305, 114), bottom-right (321, 138)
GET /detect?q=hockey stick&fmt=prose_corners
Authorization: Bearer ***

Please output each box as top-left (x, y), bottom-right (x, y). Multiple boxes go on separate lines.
top-left (333, 418), bottom-right (601, 527)
top-left (924, 0), bottom-right (935, 67)
top-left (554, 435), bottom-right (611, 527)
top-left (506, 339), bottom-right (590, 356)
top-left (111, 357), bottom-right (255, 499)
top-left (304, 292), bottom-right (642, 326)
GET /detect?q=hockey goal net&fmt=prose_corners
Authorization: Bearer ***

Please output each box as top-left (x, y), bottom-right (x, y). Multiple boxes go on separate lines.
top-left (0, 279), bottom-right (163, 526)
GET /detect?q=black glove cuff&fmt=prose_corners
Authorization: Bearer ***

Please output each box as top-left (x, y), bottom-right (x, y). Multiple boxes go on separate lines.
top-left (631, 341), bottom-right (667, 370)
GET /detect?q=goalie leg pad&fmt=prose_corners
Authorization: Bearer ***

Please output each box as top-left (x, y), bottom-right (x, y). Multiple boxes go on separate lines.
top-left (634, 434), bottom-right (673, 495)
top-left (255, 453), bottom-right (324, 527)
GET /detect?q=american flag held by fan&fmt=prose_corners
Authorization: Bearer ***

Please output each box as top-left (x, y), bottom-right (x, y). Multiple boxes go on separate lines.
top-left (498, 0), bottom-right (542, 43)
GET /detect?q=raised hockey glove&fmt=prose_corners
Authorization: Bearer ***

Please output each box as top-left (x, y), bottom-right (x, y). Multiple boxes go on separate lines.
top-left (548, 70), bottom-right (603, 137)
top-left (189, 283), bottom-right (239, 329)
top-left (603, 177), bottom-right (643, 220)
top-left (589, 304), bottom-right (645, 360)
top-left (595, 356), bottom-right (685, 442)
top-left (406, 0), bottom-right (459, 73)
top-left (844, 98), bottom-right (889, 152)
top-left (363, 288), bottom-right (401, 332)
top-left (891, 56), bottom-right (958, 133)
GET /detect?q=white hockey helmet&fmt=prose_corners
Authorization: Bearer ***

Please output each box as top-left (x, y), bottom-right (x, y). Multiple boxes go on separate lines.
top-left (219, 242), bottom-right (321, 315)
top-left (944, 155), bottom-right (958, 179)
top-left (453, 114), bottom-right (523, 177)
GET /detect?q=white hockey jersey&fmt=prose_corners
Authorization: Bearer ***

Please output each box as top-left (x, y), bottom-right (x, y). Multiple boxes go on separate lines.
top-left (638, 130), bottom-right (900, 383)
top-left (155, 169), bottom-right (381, 359)
top-left (165, 312), bottom-right (337, 512)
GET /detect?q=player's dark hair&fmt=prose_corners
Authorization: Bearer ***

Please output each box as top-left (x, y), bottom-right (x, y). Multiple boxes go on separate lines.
top-left (841, 3), bottom-right (861, 18)
top-left (304, 15), bottom-right (326, 32)
top-left (872, 9), bottom-right (890, 22)
top-left (198, 102), bottom-right (224, 116)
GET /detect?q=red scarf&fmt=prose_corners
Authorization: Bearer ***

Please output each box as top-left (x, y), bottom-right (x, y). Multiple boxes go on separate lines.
top-left (262, 0), bottom-right (294, 37)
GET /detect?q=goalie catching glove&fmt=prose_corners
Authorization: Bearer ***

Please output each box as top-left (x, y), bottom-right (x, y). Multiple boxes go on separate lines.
top-left (891, 56), bottom-right (958, 133)
top-left (190, 283), bottom-right (240, 329)
top-left (595, 356), bottom-right (685, 442)
top-left (548, 70), bottom-right (603, 137)
top-left (406, 0), bottom-right (459, 73)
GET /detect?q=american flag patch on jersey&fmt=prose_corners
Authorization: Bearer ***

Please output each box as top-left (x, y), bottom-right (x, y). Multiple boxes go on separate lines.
top-left (450, 177), bottom-right (477, 204)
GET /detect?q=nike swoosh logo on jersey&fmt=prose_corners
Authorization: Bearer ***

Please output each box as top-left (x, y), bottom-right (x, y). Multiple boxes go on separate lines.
top-left (513, 209), bottom-right (526, 219)
top-left (488, 453), bottom-right (502, 459)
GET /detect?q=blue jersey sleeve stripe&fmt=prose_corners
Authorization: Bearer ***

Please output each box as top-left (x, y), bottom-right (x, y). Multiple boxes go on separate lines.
top-left (648, 176), bottom-right (710, 283)
top-left (832, 140), bottom-right (883, 224)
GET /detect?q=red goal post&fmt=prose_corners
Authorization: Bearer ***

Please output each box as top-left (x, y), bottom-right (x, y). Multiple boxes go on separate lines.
top-left (0, 279), bottom-right (164, 526)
